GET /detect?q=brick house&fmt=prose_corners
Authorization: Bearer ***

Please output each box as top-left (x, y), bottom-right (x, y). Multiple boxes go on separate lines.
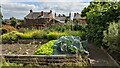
top-left (54, 13), bottom-right (71, 23)
top-left (73, 13), bottom-right (87, 25)
top-left (24, 10), bottom-right (53, 28)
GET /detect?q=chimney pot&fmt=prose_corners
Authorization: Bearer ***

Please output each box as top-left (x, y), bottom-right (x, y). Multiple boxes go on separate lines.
top-left (50, 10), bottom-right (52, 13)
top-left (30, 9), bottom-right (33, 13)
top-left (55, 13), bottom-right (56, 17)
top-left (41, 11), bottom-right (44, 16)
top-left (74, 13), bottom-right (76, 17)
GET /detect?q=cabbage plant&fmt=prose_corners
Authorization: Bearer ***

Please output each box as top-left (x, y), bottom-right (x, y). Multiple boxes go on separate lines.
top-left (54, 36), bottom-right (89, 55)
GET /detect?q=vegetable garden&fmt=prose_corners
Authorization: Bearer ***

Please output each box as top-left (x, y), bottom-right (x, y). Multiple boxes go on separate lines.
top-left (0, 1), bottom-right (120, 67)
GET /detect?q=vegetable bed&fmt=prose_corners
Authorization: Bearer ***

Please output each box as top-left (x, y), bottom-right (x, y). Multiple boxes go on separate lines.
top-left (35, 36), bottom-right (89, 55)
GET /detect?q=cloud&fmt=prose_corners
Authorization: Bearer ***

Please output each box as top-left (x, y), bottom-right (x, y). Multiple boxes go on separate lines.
top-left (1, 0), bottom-right (85, 3)
top-left (1, 2), bottom-right (90, 19)
top-left (1, 0), bottom-right (119, 3)
top-left (1, 3), bottom-right (38, 19)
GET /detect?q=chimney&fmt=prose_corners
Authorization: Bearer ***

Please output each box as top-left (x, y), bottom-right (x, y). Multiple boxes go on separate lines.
top-left (55, 13), bottom-right (56, 17)
top-left (69, 13), bottom-right (71, 17)
top-left (30, 9), bottom-right (33, 13)
top-left (41, 11), bottom-right (44, 16)
top-left (74, 13), bottom-right (76, 17)
top-left (50, 10), bottom-right (52, 13)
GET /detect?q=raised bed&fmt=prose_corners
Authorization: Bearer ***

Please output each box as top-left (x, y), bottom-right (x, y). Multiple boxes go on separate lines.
top-left (1, 54), bottom-right (90, 66)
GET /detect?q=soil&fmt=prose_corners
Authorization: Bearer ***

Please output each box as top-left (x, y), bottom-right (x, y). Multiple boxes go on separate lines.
top-left (1, 39), bottom-right (48, 55)
top-left (1, 44), bottom-right (40, 55)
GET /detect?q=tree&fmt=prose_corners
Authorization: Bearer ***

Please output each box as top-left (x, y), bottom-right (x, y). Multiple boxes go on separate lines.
top-left (10, 17), bottom-right (17, 27)
top-left (103, 22), bottom-right (120, 53)
top-left (81, 1), bottom-right (120, 47)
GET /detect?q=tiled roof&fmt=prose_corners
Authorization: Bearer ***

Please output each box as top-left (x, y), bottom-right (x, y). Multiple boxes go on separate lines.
top-left (55, 16), bottom-right (66, 21)
top-left (25, 12), bottom-right (52, 19)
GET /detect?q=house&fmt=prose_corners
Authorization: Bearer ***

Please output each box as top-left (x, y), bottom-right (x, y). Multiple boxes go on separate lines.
top-left (24, 10), bottom-right (53, 28)
top-left (54, 13), bottom-right (71, 23)
top-left (73, 13), bottom-right (87, 25)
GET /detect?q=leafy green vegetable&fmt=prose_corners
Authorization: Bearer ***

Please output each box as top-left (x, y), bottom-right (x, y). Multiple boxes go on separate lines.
top-left (54, 36), bottom-right (89, 55)
top-left (34, 40), bottom-right (56, 55)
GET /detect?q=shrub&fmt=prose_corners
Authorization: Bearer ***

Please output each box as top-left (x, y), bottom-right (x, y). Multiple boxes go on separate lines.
top-left (1, 25), bottom-right (17, 33)
top-left (103, 22), bottom-right (120, 53)
top-left (19, 30), bottom-right (46, 39)
top-left (46, 32), bottom-right (66, 40)
top-left (0, 28), bottom-right (7, 35)
top-left (19, 33), bottom-right (33, 39)
top-left (18, 28), bottom-right (27, 33)
top-left (0, 30), bottom-right (47, 40)
top-left (73, 24), bottom-right (86, 31)
top-left (0, 31), bottom-right (20, 41)
top-left (34, 40), bottom-right (56, 55)
top-left (32, 30), bottom-right (46, 39)
top-left (65, 30), bottom-right (86, 40)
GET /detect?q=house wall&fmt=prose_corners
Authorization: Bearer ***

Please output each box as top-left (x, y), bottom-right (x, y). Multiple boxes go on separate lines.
top-left (24, 18), bottom-right (50, 28)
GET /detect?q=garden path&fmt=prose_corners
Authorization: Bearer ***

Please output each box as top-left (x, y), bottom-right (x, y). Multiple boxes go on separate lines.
top-left (88, 43), bottom-right (120, 67)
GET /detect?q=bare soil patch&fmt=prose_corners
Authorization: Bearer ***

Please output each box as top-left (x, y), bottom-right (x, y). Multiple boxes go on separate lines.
top-left (1, 44), bottom-right (40, 55)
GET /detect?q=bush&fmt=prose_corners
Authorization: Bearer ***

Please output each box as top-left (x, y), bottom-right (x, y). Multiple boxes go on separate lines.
top-left (73, 24), bottom-right (86, 31)
top-left (19, 33), bottom-right (33, 39)
top-left (46, 32), bottom-right (66, 40)
top-left (46, 30), bottom-right (86, 40)
top-left (45, 23), bottom-right (74, 32)
top-left (0, 31), bottom-right (20, 41)
top-left (65, 30), bottom-right (86, 40)
top-left (34, 40), bottom-right (56, 55)
top-left (0, 30), bottom-right (47, 40)
top-left (19, 30), bottom-right (46, 39)
top-left (32, 30), bottom-right (47, 39)
top-left (0, 28), bottom-right (7, 35)
top-left (1, 25), bottom-right (17, 33)
top-left (18, 28), bottom-right (27, 33)
top-left (103, 22), bottom-right (120, 53)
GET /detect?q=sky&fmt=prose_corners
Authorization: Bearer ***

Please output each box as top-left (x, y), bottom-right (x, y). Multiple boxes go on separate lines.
top-left (0, 0), bottom-right (94, 19)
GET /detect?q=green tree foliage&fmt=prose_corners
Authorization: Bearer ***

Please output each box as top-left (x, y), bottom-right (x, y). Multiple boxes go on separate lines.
top-left (10, 17), bottom-right (17, 27)
top-left (81, 2), bottom-right (120, 47)
top-left (103, 22), bottom-right (120, 53)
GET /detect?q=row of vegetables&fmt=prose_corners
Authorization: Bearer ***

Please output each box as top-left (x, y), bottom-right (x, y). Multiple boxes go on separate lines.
top-left (34, 36), bottom-right (89, 55)
top-left (0, 30), bottom-right (86, 41)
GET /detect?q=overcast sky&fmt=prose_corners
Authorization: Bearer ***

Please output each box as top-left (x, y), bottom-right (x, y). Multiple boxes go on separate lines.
top-left (0, 0), bottom-right (94, 19)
